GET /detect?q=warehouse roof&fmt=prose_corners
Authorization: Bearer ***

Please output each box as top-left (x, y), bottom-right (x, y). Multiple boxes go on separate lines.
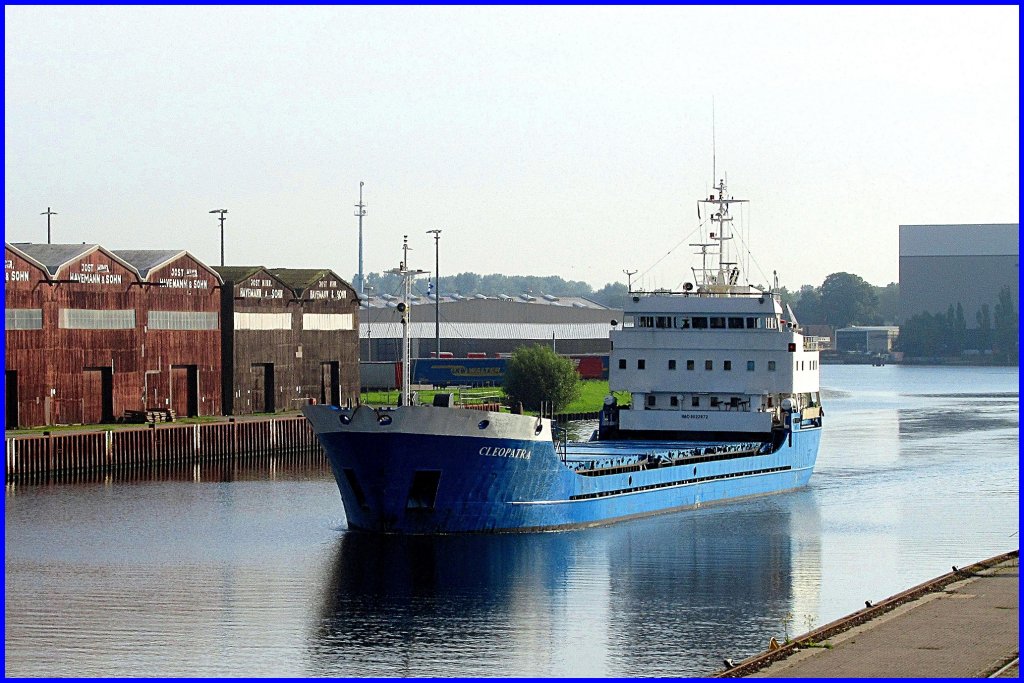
top-left (269, 268), bottom-right (354, 296)
top-left (10, 243), bottom-right (140, 279)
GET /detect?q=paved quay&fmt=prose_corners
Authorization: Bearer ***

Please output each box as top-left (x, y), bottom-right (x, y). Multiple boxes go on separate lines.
top-left (715, 551), bottom-right (1018, 678)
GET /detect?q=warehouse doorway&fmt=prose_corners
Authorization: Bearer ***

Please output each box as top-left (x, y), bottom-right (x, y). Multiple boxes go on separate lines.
top-left (320, 361), bottom-right (340, 407)
top-left (251, 363), bottom-right (275, 413)
top-left (6, 370), bottom-right (19, 428)
top-left (83, 367), bottom-right (114, 424)
top-left (170, 365), bottom-right (199, 417)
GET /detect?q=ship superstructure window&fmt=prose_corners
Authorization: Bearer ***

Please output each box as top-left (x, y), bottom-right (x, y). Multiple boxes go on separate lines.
top-left (746, 317), bottom-right (759, 329)
top-left (618, 359), bottom-right (626, 369)
top-left (670, 396), bottom-right (679, 407)
top-left (676, 316), bottom-right (691, 328)
top-left (637, 316), bottom-right (654, 328)
top-left (691, 396), bottom-right (700, 407)
top-left (723, 360), bottom-right (732, 371)
top-left (623, 316), bottom-right (635, 328)
top-left (637, 359), bottom-right (646, 370)
top-left (705, 360), bottom-right (713, 370)
top-left (692, 317), bottom-right (709, 329)
top-left (766, 317), bottom-right (779, 330)
top-left (646, 395), bottom-right (656, 407)
top-left (5, 308), bottom-right (42, 330)
top-left (710, 317), bottom-right (726, 329)
top-left (656, 316), bottom-right (673, 328)
top-left (768, 361), bottom-right (777, 371)
top-left (747, 361), bottom-right (755, 371)
top-left (728, 317), bottom-right (744, 329)
top-left (686, 360), bottom-right (695, 370)
top-left (668, 359), bottom-right (676, 370)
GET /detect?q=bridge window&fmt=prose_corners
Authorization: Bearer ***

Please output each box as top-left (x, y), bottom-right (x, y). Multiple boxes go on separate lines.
top-left (656, 316), bottom-right (673, 329)
top-left (676, 316), bottom-right (691, 329)
top-left (746, 317), bottom-right (759, 329)
top-left (637, 316), bottom-right (654, 328)
top-left (692, 317), bottom-right (709, 329)
top-left (768, 361), bottom-right (777, 371)
top-left (728, 317), bottom-right (744, 329)
top-left (646, 395), bottom-right (656, 407)
top-left (686, 360), bottom-right (695, 371)
top-left (723, 360), bottom-right (732, 371)
top-left (637, 359), bottom-right (646, 370)
top-left (668, 359), bottom-right (676, 370)
top-left (705, 360), bottom-right (713, 370)
top-left (618, 359), bottom-right (626, 369)
top-left (747, 360), bottom-right (755, 371)
top-left (710, 317), bottom-right (726, 329)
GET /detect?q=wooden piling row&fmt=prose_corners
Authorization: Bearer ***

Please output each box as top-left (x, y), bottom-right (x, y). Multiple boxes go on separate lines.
top-left (4, 416), bottom-right (325, 484)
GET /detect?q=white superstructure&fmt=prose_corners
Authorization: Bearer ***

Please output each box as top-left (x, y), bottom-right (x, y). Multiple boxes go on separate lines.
top-left (606, 180), bottom-right (821, 438)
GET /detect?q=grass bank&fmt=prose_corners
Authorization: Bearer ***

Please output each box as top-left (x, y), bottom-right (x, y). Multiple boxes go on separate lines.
top-left (360, 381), bottom-right (630, 414)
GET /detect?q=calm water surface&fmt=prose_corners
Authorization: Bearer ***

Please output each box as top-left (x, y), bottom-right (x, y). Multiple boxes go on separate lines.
top-left (4, 365), bottom-right (1019, 676)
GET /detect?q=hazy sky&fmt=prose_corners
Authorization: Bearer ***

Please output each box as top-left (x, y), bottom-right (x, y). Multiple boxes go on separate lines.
top-left (4, 6), bottom-right (1019, 293)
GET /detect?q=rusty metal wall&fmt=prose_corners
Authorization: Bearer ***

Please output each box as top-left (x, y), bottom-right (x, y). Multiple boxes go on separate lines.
top-left (223, 269), bottom-right (360, 415)
top-left (139, 253), bottom-right (222, 416)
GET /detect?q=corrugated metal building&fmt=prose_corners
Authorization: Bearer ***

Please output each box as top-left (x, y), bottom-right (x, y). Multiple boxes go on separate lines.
top-left (899, 224), bottom-right (1019, 328)
top-left (361, 294), bottom-right (620, 361)
top-left (5, 243), bottom-right (225, 428)
top-left (215, 266), bottom-right (359, 415)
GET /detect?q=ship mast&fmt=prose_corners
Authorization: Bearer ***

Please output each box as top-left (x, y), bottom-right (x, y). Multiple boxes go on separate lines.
top-left (386, 235), bottom-right (428, 407)
top-left (693, 178), bottom-right (748, 293)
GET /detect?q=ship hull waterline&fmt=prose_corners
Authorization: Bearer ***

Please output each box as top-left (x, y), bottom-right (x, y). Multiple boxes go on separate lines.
top-left (305, 405), bottom-right (821, 534)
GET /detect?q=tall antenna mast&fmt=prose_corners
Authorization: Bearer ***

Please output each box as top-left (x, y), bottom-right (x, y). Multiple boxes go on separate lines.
top-left (712, 96), bottom-right (716, 189)
top-left (354, 182), bottom-right (367, 296)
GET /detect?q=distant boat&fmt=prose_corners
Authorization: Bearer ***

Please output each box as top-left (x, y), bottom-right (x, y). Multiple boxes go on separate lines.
top-left (303, 179), bottom-right (823, 533)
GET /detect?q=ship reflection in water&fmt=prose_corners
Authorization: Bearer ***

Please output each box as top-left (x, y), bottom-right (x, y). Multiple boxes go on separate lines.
top-left (309, 490), bottom-right (822, 677)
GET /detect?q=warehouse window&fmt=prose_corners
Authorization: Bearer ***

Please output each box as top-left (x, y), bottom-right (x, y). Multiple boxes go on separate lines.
top-left (59, 309), bottom-right (135, 329)
top-left (5, 308), bottom-right (42, 330)
top-left (302, 313), bottom-right (353, 331)
top-left (234, 312), bottom-right (292, 330)
top-left (148, 311), bottom-right (218, 330)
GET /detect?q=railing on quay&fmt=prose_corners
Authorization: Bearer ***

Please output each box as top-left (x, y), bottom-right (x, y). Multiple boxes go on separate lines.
top-left (4, 415), bottom-right (323, 484)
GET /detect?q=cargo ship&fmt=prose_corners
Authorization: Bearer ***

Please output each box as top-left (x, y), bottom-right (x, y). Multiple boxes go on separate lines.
top-left (303, 179), bottom-right (823, 533)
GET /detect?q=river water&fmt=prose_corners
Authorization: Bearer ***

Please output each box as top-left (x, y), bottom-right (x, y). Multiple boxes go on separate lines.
top-left (4, 365), bottom-right (1018, 676)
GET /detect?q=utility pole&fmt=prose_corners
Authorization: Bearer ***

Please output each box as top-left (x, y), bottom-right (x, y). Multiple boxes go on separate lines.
top-left (41, 207), bottom-right (57, 244)
top-left (354, 182), bottom-right (366, 295)
top-left (426, 229), bottom-right (442, 357)
top-left (209, 209), bottom-right (228, 266)
top-left (623, 269), bottom-right (637, 293)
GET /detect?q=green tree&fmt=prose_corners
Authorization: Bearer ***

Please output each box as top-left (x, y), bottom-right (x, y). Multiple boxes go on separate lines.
top-left (819, 272), bottom-right (879, 328)
top-left (993, 286), bottom-right (1019, 364)
top-left (792, 284), bottom-right (824, 325)
top-left (592, 281), bottom-right (628, 309)
top-left (873, 282), bottom-right (899, 325)
top-left (503, 345), bottom-right (581, 412)
top-left (975, 303), bottom-right (992, 351)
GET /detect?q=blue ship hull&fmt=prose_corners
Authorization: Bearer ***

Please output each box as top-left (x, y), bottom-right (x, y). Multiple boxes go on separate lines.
top-left (304, 405), bottom-right (820, 534)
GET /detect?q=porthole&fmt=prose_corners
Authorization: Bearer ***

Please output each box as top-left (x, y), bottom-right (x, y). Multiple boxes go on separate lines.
top-left (478, 419), bottom-right (490, 430)
top-left (628, 476), bottom-right (633, 486)
top-left (378, 415), bottom-right (393, 426)
top-left (339, 413), bottom-right (351, 425)
top-left (693, 467), bottom-right (697, 476)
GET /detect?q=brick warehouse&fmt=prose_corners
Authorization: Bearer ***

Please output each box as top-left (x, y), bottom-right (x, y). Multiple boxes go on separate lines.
top-left (215, 266), bottom-right (359, 415)
top-left (4, 243), bottom-right (224, 428)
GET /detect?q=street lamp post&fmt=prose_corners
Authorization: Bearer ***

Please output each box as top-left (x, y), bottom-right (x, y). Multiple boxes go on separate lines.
top-left (354, 182), bottom-right (366, 296)
top-left (364, 285), bottom-right (374, 362)
top-left (210, 209), bottom-right (228, 266)
top-left (426, 229), bottom-right (442, 357)
top-left (41, 207), bottom-right (58, 244)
